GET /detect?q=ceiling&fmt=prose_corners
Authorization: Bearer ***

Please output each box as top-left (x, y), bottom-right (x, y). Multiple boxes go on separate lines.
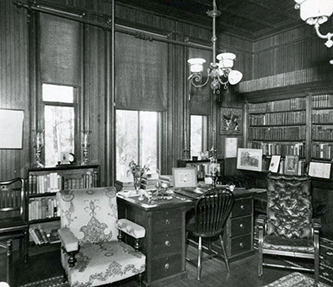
top-left (119, 0), bottom-right (303, 40)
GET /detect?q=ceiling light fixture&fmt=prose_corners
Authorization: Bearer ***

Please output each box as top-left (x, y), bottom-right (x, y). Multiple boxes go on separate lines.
top-left (187, 0), bottom-right (242, 94)
top-left (294, 0), bottom-right (333, 48)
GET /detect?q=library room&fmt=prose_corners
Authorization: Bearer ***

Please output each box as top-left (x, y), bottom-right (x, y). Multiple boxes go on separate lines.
top-left (1, 0), bottom-right (333, 287)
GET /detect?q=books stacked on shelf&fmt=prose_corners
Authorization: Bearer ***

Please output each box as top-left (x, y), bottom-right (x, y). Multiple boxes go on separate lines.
top-left (249, 111), bottom-right (306, 126)
top-left (29, 225), bottom-right (59, 245)
top-left (312, 109), bottom-right (333, 123)
top-left (248, 126), bottom-right (306, 141)
top-left (248, 97), bottom-right (306, 113)
top-left (248, 142), bottom-right (305, 157)
top-left (312, 143), bottom-right (333, 159)
top-left (63, 171), bottom-right (98, 189)
top-left (312, 125), bottom-right (333, 141)
top-left (28, 197), bottom-right (58, 221)
top-left (28, 172), bottom-right (62, 195)
top-left (312, 94), bottom-right (333, 108)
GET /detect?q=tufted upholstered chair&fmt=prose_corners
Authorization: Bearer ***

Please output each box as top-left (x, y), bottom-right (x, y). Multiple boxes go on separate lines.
top-left (257, 174), bottom-right (321, 285)
top-left (57, 187), bottom-right (146, 287)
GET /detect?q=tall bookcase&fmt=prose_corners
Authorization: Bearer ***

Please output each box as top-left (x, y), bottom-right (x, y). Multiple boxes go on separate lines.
top-left (27, 165), bottom-right (99, 246)
top-left (246, 97), bottom-right (307, 174)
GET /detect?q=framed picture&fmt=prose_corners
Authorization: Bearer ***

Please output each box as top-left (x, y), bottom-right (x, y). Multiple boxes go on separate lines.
top-left (237, 148), bottom-right (262, 172)
top-left (225, 137), bottom-right (238, 158)
top-left (0, 109), bottom-right (24, 149)
top-left (220, 107), bottom-right (242, 135)
top-left (284, 155), bottom-right (299, 175)
top-left (172, 167), bottom-right (197, 188)
top-left (269, 155), bottom-right (281, 173)
top-left (308, 162), bottom-right (331, 179)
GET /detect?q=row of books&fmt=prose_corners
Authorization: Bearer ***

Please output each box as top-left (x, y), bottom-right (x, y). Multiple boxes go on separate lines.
top-left (29, 226), bottom-right (59, 245)
top-left (248, 126), bottom-right (306, 141)
top-left (248, 142), bottom-right (305, 157)
top-left (28, 197), bottom-right (59, 221)
top-left (312, 110), bottom-right (333, 124)
top-left (312, 143), bottom-right (333, 159)
top-left (312, 126), bottom-right (333, 141)
top-left (249, 111), bottom-right (306, 126)
top-left (28, 171), bottom-right (98, 194)
top-left (312, 94), bottom-right (333, 109)
top-left (264, 156), bottom-right (306, 176)
top-left (248, 98), bottom-right (306, 113)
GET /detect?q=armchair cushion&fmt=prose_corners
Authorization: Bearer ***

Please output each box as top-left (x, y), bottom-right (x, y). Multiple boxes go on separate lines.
top-left (62, 241), bottom-right (145, 286)
top-left (117, 219), bottom-right (146, 239)
top-left (262, 234), bottom-right (315, 253)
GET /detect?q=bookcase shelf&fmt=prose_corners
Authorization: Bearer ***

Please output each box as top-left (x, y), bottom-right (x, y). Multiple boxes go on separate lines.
top-left (27, 164), bottom-right (99, 247)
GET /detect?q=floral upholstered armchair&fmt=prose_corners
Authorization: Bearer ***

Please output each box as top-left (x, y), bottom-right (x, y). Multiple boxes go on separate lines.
top-left (57, 187), bottom-right (146, 287)
top-left (257, 174), bottom-right (321, 286)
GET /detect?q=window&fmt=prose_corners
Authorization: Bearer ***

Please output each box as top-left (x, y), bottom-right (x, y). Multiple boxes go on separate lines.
top-left (190, 115), bottom-right (208, 158)
top-left (42, 84), bottom-right (76, 167)
top-left (116, 110), bottom-right (160, 181)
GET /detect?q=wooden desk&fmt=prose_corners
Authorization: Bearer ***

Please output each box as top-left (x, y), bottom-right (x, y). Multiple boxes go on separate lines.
top-left (117, 188), bottom-right (256, 286)
top-left (117, 194), bottom-right (193, 287)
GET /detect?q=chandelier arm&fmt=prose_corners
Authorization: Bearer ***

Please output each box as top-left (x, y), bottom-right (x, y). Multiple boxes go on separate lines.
top-left (189, 71), bottom-right (211, 88)
top-left (217, 76), bottom-right (229, 89)
top-left (314, 22), bottom-right (333, 40)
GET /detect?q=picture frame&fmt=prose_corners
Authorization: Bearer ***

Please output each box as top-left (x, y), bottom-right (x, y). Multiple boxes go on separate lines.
top-left (284, 155), bottom-right (299, 175)
top-left (172, 167), bottom-right (197, 188)
top-left (308, 161), bottom-right (331, 179)
top-left (220, 107), bottom-right (242, 135)
top-left (0, 109), bottom-right (24, 149)
top-left (225, 137), bottom-right (238, 158)
top-left (236, 148), bottom-right (262, 172)
top-left (269, 155), bottom-right (281, 173)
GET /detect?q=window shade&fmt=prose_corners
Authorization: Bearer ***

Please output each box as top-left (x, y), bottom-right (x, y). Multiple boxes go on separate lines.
top-left (39, 13), bottom-right (81, 86)
top-left (188, 47), bottom-right (212, 115)
top-left (115, 32), bottom-right (168, 111)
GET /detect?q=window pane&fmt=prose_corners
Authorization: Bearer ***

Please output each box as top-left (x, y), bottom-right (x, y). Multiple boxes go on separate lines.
top-left (44, 106), bottom-right (75, 166)
top-left (116, 110), bottom-right (159, 181)
top-left (141, 112), bottom-right (157, 174)
top-left (42, 84), bottom-right (74, 103)
top-left (190, 115), bottom-right (205, 158)
top-left (116, 110), bottom-right (139, 181)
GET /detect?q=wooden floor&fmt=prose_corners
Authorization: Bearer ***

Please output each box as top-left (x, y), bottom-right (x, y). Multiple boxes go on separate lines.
top-left (0, 243), bottom-right (317, 287)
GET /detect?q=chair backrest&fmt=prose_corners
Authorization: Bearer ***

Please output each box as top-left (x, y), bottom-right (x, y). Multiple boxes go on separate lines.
top-left (57, 187), bottom-right (119, 244)
top-left (0, 178), bottom-right (25, 220)
top-left (194, 189), bottom-right (234, 236)
top-left (266, 174), bottom-right (312, 239)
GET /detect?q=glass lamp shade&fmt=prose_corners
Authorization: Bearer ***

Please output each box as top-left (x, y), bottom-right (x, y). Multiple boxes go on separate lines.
top-left (228, 70), bottom-right (243, 85)
top-left (295, 0), bottom-right (333, 25)
top-left (217, 53), bottom-right (236, 69)
top-left (188, 58), bottom-right (206, 73)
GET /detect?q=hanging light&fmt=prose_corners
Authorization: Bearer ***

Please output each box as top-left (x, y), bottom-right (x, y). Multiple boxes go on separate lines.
top-left (188, 0), bottom-right (242, 94)
top-left (294, 0), bottom-right (333, 48)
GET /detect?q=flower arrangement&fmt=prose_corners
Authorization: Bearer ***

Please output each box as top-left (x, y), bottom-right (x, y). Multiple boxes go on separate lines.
top-left (128, 160), bottom-right (150, 191)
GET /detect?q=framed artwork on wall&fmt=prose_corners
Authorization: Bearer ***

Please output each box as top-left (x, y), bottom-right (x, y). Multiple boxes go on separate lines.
top-left (220, 107), bottom-right (242, 135)
top-left (0, 109), bottom-right (24, 149)
top-left (236, 148), bottom-right (262, 172)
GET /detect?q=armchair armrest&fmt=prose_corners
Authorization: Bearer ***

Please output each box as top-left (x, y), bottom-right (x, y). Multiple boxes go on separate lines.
top-left (117, 219), bottom-right (146, 239)
top-left (58, 227), bottom-right (79, 253)
top-left (256, 214), bottom-right (266, 229)
top-left (312, 218), bottom-right (321, 231)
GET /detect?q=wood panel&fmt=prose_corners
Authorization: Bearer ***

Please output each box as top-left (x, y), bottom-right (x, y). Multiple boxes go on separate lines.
top-left (0, 1), bottom-right (30, 180)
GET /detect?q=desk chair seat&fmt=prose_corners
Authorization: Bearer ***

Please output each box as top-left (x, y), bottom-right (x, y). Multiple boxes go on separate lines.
top-left (0, 178), bottom-right (28, 264)
top-left (186, 189), bottom-right (234, 280)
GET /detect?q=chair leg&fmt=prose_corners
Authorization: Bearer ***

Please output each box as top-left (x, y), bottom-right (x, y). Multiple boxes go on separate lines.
top-left (219, 235), bottom-right (230, 273)
top-left (197, 237), bottom-right (202, 281)
top-left (258, 245), bottom-right (263, 276)
top-left (6, 240), bottom-right (12, 286)
top-left (23, 229), bottom-right (28, 263)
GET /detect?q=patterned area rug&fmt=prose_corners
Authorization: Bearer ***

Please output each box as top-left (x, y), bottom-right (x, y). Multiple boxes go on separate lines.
top-left (264, 272), bottom-right (330, 287)
top-left (18, 276), bottom-right (69, 287)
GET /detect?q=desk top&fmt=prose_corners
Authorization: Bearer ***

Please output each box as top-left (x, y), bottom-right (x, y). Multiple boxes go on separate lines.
top-left (117, 187), bottom-right (260, 211)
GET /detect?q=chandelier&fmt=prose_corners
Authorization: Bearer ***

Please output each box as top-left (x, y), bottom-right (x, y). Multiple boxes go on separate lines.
top-left (187, 0), bottom-right (243, 94)
top-left (294, 0), bottom-right (333, 48)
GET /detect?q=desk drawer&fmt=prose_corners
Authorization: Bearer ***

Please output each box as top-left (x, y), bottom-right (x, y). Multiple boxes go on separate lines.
top-left (152, 229), bottom-right (182, 257)
top-left (152, 210), bottom-right (182, 232)
top-left (231, 216), bottom-right (252, 237)
top-left (150, 254), bottom-right (182, 281)
top-left (232, 198), bottom-right (252, 218)
top-left (231, 234), bottom-right (252, 256)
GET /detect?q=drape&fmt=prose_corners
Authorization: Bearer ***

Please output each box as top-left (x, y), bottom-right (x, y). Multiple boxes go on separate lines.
top-left (115, 32), bottom-right (168, 111)
top-left (39, 13), bottom-right (81, 86)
